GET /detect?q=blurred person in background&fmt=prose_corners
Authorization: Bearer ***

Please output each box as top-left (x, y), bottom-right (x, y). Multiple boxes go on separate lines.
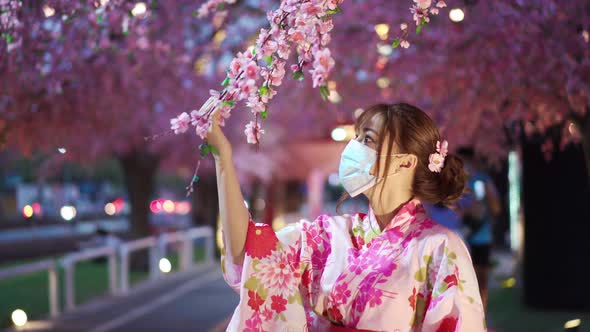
top-left (457, 147), bottom-right (501, 311)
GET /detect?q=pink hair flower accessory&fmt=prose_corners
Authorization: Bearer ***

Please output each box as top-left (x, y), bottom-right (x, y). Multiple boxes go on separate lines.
top-left (428, 140), bottom-right (448, 173)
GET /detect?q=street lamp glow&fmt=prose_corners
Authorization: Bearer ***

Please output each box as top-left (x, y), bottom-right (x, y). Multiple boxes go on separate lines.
top-left (11, 309), bottom-right (27, 327)
top-left (376, 77), bottom-right (390, 89)
top-left (374, 23), bottom-right (389, 40)
top-left (564, 319), bottom-right (581, 329)
top-left (159, 258), bottom-right (172, 273)
top-left (43, 5), bottom-right (55, 17)
top-left (377, 43), bottom-right (392, 56)
top-left (163, 200), bottom-right (175, 213)
top-left (449, 8), bottom-right (465, 22)
top-left (131, 2), bottom-right (147, 16)
top-left (331, 127), bottom-right (347, 142)
top-left (23, 205), bottom-right (34, 218)
top-left (104, 203), bottom-right (116, 216)
top-left (60, 205), bottom-right (76, 221)
top-left (327, 90), bottom-right (342, 104)
top-left (58, 147), bottom-right (67, 154)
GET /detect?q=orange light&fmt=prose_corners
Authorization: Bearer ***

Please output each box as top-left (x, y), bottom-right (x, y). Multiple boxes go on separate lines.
top-left (23, 205), bottom-right (34, 218)
top-left (163, 200), bottom-right (175, 213)
top-left (175, 201), bottom-right (192, 215)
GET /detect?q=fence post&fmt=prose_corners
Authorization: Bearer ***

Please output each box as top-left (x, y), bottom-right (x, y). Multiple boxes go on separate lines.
top-left (180, 236), bottom-right (192, 271)
top-left (64, 262), bottom-right (75, 311)
top-left (119, 247), bottom-right (129, 295)
top-left (204, 231), bottom-right (214, 263)
top-left (149, 245), bottom-right (159, 280)
top-left (48, 263), bottom-right (59, 317)
top-left (108, 249), bottom-right (118, 295)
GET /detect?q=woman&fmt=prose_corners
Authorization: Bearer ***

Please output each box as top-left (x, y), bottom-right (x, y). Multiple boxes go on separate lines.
top-left (208, 103), bottom-right (485, 331)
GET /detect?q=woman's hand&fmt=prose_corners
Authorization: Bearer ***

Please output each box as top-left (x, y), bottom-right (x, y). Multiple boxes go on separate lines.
top-left (202, 99), bottom-right (232, 157)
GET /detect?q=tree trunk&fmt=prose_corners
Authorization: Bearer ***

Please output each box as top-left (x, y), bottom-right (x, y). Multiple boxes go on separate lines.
top-left (573, 110), bottom-right (590, 184)
top-left (191, 173), bottom-right (220, 257)
top-left (119, 150), bottom-right (160, 238)
top-left (581, 123), bottom-right (590, 184)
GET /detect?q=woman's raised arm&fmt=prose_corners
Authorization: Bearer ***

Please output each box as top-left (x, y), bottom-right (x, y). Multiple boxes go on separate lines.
top-left (205, 108), bottom-right (249, 265)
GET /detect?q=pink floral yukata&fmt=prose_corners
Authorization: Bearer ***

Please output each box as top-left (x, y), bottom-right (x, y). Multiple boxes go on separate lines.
top-left (221, 199), bottom-right (486, 331)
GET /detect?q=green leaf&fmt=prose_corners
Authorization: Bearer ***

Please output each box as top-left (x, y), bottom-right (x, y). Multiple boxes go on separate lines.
top-left (123, 31), bottom-right (129, 37)
top-left (263, 55), bottom-right (273, 66)
top-left (244, 277), bottom-right (259, 291)
top-left (261, 110), bottom-right (268, 119)
top-left (279, 313), bottom-right (286, 321)
top-left (292, 70), bottom-right (304, 81)
top-left (192, 10), bottom-right (199, 17)
top-left (221, 77), bottom-right (230, 87)
top-left (192, 175), bottom-right (199, 183)
top-left (216, 3), bottom-right (225, 10)
top-left (417, 18), bottom-right (427, 34)
top-left (325, 7), bottom-right (342, 15)
top-left (391, 38), bottom-right (400, 49)
top-left (251, 45), bottom-right (257, 56)
top-left (319, 86), bottom-right (330, 101)
top-left (259, 85), bottom-right (269, 97)
top-left (221, 100), bottom-right (235, 107)
top-left (2, 33), bottom-right (13, 44)
top-left (97, 14), bottom-right (104, 23)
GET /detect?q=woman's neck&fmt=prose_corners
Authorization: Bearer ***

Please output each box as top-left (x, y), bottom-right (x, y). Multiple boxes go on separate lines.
top-left (369, 190), bottom-right (414, 231)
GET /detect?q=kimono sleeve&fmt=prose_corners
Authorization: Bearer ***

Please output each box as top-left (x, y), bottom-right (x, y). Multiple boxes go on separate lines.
top-left (422, 233), bottom-right (486, 332)
top-left (220, 216), bottom-right (318, 331)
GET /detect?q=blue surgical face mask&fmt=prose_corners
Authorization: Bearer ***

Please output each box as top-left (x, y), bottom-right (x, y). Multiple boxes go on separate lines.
top-left (338, 139), bottom-right (407, 197)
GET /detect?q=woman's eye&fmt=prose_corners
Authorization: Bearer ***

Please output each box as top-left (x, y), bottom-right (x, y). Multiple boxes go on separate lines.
top-left (364, 136), bottom-right (374, 144)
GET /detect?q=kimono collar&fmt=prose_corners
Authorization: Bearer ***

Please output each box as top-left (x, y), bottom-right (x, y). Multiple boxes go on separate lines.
top-left (368, 198), bottom-right (425, 233)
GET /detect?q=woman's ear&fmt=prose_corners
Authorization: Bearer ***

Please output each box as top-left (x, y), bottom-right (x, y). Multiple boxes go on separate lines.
top-left (400, 154), bottom-right (418, 171)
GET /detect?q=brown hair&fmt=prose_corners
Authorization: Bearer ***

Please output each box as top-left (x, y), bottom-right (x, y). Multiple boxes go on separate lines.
top-left (337, 103), bottom-right (466, 212)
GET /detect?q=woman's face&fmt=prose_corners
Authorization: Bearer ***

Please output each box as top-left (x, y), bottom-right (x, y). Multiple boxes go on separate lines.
top-left (355, 113), bottom-right (389, 153)
top-left (355, 112), bottom-right (417, 200)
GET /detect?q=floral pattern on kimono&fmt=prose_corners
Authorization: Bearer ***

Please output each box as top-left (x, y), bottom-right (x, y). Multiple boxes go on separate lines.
top-left (221, 199), bottom-right (486, 332)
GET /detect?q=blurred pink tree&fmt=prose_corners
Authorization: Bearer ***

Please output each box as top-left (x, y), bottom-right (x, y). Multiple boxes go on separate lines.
top-left (1, 0), bottom-right (589, 238)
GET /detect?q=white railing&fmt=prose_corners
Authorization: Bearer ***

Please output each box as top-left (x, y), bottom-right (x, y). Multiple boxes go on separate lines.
top-left (0, 225), bottom-right (215, 317)
top-left (118, 236), bottom-right (159, 295)
top-left (61, 245), bottom-right (118, 311)
top-left (0, 259), bottom-right (59, 318)
top-left (156, 226), bottom-right (214, 273)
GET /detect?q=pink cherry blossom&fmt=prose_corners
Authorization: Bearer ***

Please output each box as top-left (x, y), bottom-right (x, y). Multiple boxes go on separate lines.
top-left (414, 0), bottom-right (432, 10)
top-left (400, 39), bottom-right (410, 48)
top-left (170, 112), bottom-right (190, 134)
top-left (436, 0), bottom-right (447, 8)
top-left (245, 121), bottom-right (264, 144)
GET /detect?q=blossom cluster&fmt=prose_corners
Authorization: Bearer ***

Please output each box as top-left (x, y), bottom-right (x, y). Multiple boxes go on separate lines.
top-left (171, 0), bottom-right (341, 146)
top-left (1, 0), bottom-right (22, 53)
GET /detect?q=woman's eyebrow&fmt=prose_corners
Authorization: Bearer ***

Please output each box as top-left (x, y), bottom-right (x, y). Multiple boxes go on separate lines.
top-left (364, 128), bottom-right (378, 135)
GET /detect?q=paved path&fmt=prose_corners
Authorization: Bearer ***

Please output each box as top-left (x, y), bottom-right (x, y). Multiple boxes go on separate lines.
top-left (9, 263), bottom-right (238, 332)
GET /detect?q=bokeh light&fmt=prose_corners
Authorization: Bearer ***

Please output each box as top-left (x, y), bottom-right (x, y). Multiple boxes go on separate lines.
top-left (11, 309), bottom-right (27, 327)
top-left (449, 8), bottom-right (465, 22)
top-left (131, 2), bottom-right (147, 17)
top-left (104, 203), bottom-right (116, 216)
top-left (22, 205), bottom-right (33, 219)
top-left (163, 200), bottom-right (175, 213)
top-left (159, 258), bottom-right (172, 273)
top-left (60, 206), bottom-right (76, 221)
